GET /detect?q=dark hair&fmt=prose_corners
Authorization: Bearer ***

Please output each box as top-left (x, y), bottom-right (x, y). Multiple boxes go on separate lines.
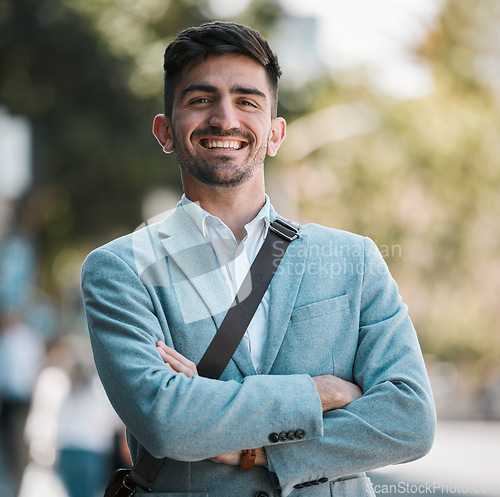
top-left (163, 21), bottom-right (281, 117)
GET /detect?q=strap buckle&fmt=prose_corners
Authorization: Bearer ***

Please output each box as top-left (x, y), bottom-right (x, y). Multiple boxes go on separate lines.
top-left (103, 469), bottom-right (133, 497)
top-left (105, 468), bottom-right (151, 497)
top-left (121, 473), bottom-right (138, 497)
top-left (269, 218), bottom-right (300, 242)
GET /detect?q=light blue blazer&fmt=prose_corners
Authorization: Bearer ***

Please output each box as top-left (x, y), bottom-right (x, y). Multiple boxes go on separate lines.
top-left (81, 202), bottom-right (436, 497)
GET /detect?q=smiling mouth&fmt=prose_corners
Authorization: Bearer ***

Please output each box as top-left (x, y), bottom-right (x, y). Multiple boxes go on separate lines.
top-left (200, 139), bottom-right (245, 151)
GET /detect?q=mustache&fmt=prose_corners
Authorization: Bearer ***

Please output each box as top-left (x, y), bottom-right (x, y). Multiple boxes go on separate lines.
top-left (191, 126), bottom-right (253, 143)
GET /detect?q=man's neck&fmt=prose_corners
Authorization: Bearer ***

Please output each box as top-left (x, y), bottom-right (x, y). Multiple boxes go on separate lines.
top-left (183, 180), bottom-right (266, 243)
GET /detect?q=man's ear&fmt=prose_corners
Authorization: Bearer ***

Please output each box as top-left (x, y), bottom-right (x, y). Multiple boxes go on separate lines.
top-left (153, 114), bottom-right (175, 153)
top-left (267, 117), bottom-right (286, 157)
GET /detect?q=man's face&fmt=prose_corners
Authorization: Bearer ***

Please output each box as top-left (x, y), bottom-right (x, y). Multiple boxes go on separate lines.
top-left (161, 54), bottom-right (285, 188)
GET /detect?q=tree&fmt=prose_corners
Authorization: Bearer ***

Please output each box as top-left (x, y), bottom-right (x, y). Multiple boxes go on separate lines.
top-left (271, 0), bottom-right (500, 365)
top-left (0, 0), bottom-right (284, 295)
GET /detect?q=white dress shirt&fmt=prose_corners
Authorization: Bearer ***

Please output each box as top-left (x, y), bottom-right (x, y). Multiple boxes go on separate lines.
top-left (180, 194), bottom-right (270, 371)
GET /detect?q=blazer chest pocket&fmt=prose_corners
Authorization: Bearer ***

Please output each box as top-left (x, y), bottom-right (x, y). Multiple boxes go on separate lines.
top-left (280, 294), bottom-right (350, 376)
top-left (291, 294), bottom-right (349, 323)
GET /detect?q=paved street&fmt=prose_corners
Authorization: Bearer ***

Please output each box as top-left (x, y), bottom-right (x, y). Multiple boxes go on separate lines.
top-left (369, 420), bottom-right (500, 496)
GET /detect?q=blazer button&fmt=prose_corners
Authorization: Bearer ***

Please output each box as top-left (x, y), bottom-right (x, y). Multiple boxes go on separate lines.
top-left (318, 477), bottom-right (328, 484)
top-left (296, 429), bottom-right (305, 439)
top-left (268, 432), bottom-right (280, 443)
top-left (279, 431), bottom-right (288, 441)
top-left (255, 493), bottom-right (269, 497)
top-left (287, 430), bottom-right (296, 440)
top-left (293, 484), bottom-right (304, 489)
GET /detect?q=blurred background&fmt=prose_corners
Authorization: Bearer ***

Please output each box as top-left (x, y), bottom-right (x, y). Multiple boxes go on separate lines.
top-left (1, 0), bottom-right (499, 496)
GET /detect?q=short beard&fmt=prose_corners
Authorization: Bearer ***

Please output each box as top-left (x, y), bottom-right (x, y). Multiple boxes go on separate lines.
top-left (174, 126), bottom-right (266, 188)
top-left (181, 154), bottom-right (253, 188)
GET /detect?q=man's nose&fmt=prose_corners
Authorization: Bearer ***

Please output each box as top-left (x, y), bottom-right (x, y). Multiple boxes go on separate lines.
top-left (208, 99), bottom-right (240, 130)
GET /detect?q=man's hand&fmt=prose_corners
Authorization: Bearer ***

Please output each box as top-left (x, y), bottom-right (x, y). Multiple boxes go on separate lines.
top-left (156, 341), bottom-right (267, 467)
top-left (156, 341), bottom-right (198, 377)
top-left (312, 374), bottom-right (362, 412)
top-left (210, 447), bottom-right (267, 467)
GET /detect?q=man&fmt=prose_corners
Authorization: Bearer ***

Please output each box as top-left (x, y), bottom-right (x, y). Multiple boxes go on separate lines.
top-left (81, 21), bottom-right (435, 497)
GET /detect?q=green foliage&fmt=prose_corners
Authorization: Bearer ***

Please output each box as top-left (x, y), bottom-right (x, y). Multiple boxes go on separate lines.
top-left (0, 0), bottom-right (176, 257)
top-left (0, 0), bottom-right (285, 261)
top-left (275, 0), bottom-right (500, 362)
top-left (1, 0), bottom-right (499, 362)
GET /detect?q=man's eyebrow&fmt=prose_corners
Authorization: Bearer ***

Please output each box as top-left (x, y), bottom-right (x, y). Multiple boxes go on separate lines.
top-left (231, 86), bottom-right (267, 100)
top-left (177, 84), bottom-right (267, 103)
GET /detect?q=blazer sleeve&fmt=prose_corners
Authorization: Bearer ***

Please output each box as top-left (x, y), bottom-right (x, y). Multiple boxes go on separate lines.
top-left (81, 246), bottom-right (324, 461)
top-left (265, 236), bottom-right (436, 497)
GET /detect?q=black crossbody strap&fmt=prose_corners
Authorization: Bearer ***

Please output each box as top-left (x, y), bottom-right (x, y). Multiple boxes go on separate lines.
top-left (118, 217), bottom-right (299, 494)
top-left (197, 217), bottom-right (299, 379)
top-left (129, 450), bottom-right (166, 492)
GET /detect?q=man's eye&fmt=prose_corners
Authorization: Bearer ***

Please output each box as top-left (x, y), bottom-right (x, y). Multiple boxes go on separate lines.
top-left (239, 100), bottom-right (256, 107)
top-left (190, 97), bottom-right (210, 104)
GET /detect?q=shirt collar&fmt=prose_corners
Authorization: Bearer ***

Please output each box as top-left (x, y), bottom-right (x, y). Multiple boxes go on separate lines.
top-left (180, 194), bottom-right (271, 241)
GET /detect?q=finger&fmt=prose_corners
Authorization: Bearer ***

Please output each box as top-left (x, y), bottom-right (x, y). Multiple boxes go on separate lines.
top-left (157, 341), bottom-right (198, 376)
top-left (157, 349), bottom-right (178, 374)
top-left (209, 452), bottom-right (241, 465)
top-left (157, 346), bottom-right (185, 372)
top-left (157, 341), bottom-right (191, 366)
top-left (157, 346), bottom-right (175, 365)
top-left (157, 345), bottom-right (197, 377)
top-left (164, 361), bottom-right (176, 373)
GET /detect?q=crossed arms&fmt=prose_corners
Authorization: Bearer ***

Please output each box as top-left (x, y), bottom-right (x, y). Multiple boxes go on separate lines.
top-left (156, 340), bottom-right (363, 466)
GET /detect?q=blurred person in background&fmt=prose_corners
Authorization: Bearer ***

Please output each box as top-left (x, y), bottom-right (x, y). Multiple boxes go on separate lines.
top-left (23, 334), bottom-right (126, 497)
top-left (0, 311), bottom-right (44, 497)
top-left (81, 22), bottom-right (435, 497)
top-left (56, 335), bottom-right (126, 497)
top-left (0, 199), bottom-right (44, 496)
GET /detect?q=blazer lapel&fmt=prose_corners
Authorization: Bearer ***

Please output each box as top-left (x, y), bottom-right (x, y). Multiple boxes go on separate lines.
top-left (260, 227), bottom-right (309, 375)
top-left (157, 206), bottom-right (233, 329)
top-left (156, 205), bottom-right (256, 377)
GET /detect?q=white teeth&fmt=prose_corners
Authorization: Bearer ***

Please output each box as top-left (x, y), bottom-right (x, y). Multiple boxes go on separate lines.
top-left (205, 140), bottom-right (242, 150)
